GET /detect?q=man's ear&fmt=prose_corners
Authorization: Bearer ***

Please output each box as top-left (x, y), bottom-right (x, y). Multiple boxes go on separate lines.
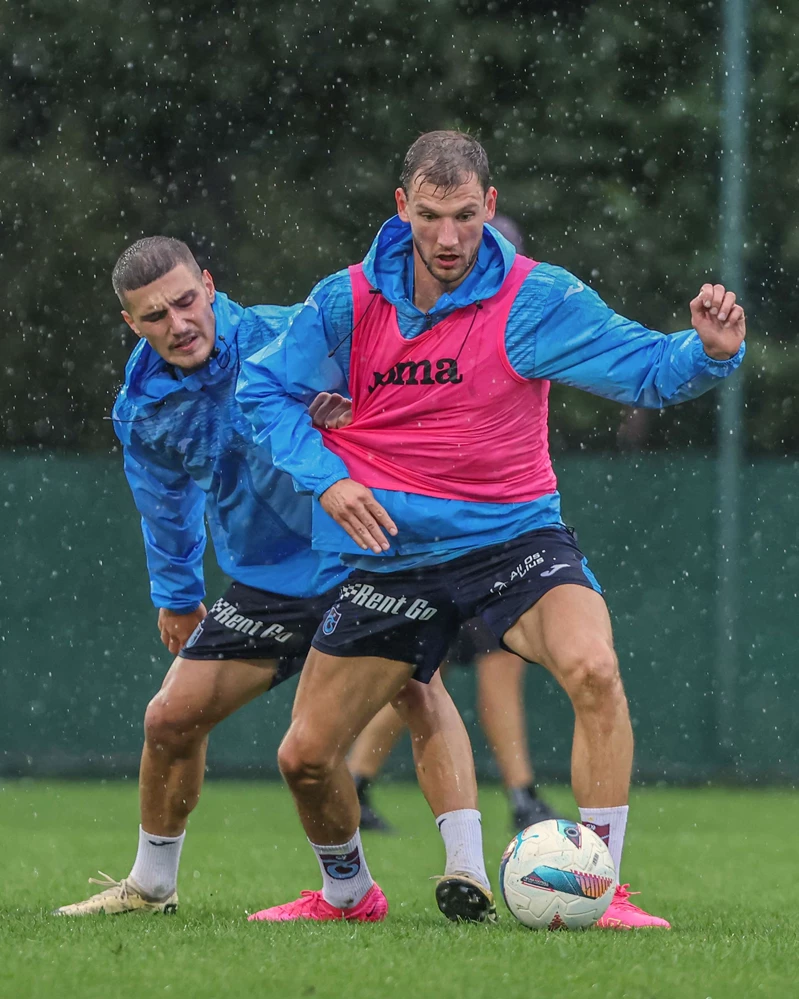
top-left (202, 269), bottom-right (216, 303)
top-left (121, 310), bottom-right (142, 338)
top-left (484, 186), bottom-right (498, 222)
top-left (395, 187), bottom-right (410, 222)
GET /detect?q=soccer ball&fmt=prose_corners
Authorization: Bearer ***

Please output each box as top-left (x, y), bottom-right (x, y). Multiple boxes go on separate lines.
top-left (499, 819), bottom-right (616, 930)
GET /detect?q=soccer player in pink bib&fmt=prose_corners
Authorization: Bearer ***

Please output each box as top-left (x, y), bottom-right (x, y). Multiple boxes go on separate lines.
top-left (238, 131), bottom-right (746, 928)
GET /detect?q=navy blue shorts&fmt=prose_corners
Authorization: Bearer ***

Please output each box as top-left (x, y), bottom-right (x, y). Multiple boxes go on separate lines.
top-left (448, 618), bottom-right (503, 663)
top-left (180, 582), bottom-right (339, 689)
top-left (311, 526), bottom-right (601, 683)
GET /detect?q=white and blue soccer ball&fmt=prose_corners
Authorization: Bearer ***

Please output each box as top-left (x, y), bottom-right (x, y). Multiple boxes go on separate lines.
top-left (499, 819), bottom-right (616, 930)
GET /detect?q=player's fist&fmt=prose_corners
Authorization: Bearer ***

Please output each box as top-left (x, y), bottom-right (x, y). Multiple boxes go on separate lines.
top-left (309, 391), bottom-right (353, 429)
top-left (158, 604), bottom-right (207, 656)
top-left (690, 283), bottom-right (746, 361)
top-left (319, 478), bottom-right (398, 554)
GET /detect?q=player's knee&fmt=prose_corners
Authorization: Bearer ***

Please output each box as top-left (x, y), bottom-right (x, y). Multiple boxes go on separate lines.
top-left (277, 732), bottom-right (334, 788)
top-left (144, 694), bottom-right (210, 753)
top-left (560, 644), bottom-right (622, 710)
top-left (391, 679), bottom-right (426, 721)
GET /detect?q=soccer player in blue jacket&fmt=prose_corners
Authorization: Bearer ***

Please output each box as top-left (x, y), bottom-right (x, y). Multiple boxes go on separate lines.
top-left (237, 131), bottom-right (746, 928)
top-left (54, 237), bottom-right (488, 920)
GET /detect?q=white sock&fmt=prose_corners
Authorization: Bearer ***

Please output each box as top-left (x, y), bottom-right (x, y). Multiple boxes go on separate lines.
top-left (310, 830), bottom-right (374, 910)
top-left (128, 826), bottom-right (185, 900)
top-left (579, 805), bottom-right (629, 882)
top-left (436, 809), bottom-right (490, 888)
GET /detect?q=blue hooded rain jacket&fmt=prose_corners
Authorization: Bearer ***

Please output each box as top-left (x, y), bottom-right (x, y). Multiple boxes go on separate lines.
top-left (237, 219), bottom-right (746, 572)
top-left (113, 292), bottom-right (350, 612)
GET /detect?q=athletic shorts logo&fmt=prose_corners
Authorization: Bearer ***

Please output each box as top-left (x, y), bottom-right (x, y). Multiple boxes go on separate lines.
top-left (490, 551), bottom-right (546, 594)
top-left (322, 606), bottom-right (341, 635)
top-left (319, 847), bottom-right (361, 880)
top-left (207, 597), bottom-right (294, 642)
top-left (540, 563), bottom-right (570, 578)
top-left (184, 623), bottom-right (204, 648)
top-left (342, 583), bottom-right (438, 620)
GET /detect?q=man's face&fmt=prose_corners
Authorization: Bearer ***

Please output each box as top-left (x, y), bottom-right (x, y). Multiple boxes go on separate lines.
top-left (121, 265), bottom-right (216, 370)
top-left (395, 173), bottom-right (497, 288)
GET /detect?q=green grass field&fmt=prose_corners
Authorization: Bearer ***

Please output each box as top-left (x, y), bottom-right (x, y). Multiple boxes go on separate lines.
top-left (2, 781), bottom-right (798, 999)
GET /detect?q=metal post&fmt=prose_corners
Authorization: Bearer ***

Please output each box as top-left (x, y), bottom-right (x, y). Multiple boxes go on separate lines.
top-left (716, 0), bottom-right (748, 765)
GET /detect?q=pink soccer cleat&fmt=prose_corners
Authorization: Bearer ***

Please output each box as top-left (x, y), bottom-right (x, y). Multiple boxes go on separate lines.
top-left (248, 883), bottom-right (388, 923)
top-left (596, 883), bottom-right (671, 930)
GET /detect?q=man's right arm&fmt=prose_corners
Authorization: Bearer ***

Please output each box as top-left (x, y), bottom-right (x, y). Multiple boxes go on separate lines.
top-left (122, 441), bottom-right (207, 613)
top-left (237, 273), bottom-right (353, 499)
top-left (238, 272), bottom-right (398, 553)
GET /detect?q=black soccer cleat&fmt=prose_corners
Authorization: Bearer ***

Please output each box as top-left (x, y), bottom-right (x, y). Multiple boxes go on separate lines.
top-left (434, 873), bottom-right (498, 924)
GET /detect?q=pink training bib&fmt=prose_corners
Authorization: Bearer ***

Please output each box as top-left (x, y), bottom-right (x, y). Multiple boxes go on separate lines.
top-left (321, 255), bottom-right (557, 504)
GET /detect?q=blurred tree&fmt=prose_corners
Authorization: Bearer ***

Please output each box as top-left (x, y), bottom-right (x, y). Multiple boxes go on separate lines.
top-left (0, 0), bottom-right (793, 452)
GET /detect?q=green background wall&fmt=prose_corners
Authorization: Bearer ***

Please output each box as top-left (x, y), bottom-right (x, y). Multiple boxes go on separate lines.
top-left (3, 452), bottom-right (795, 783)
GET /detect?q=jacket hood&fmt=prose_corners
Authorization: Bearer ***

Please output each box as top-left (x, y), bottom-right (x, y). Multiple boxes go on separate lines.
top-left (112, 292), bottom-right (244, 440)
top-left (362, 216), bottom-right (517, 322)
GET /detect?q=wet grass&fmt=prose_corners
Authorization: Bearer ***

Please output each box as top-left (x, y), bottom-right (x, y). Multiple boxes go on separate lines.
top-left (2, 780), bottom-right (798, 998)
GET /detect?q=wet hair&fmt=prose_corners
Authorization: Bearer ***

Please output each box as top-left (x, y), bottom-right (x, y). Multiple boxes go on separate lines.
top-left (400, 130), bottom-right (490, 195)
top-left (111, 236), bottom-right (201, 302)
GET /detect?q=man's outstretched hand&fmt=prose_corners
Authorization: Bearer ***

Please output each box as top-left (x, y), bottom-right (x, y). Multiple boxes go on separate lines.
top-left (690, 283), bottom-right (746, 361)
top-left (319, 478), bottom-right (398, 554)
top-left (309, 392), bottom-right (353, 429)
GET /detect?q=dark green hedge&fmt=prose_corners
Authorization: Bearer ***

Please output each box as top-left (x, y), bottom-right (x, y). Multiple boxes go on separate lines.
top-left (2, 0), bottom-right (795, 451)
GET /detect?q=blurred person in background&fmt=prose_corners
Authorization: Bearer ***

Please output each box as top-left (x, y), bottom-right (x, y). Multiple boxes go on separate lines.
top-left (53, 237), bottom-right (487, 922)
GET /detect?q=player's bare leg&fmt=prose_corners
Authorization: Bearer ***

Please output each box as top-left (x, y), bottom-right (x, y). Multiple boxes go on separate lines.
top-left (250, 650), bottom-right (493, 923)
top-left (279, 651), bottom-right (415, 843)
top-left (139, 656), bottom-right (277, 835)
top-left (347, 702), bottom-right (406, 830)
top-left (502, 584), bottom-right (669, 928)
top-left (390, 672), bottom-right (494, 922)
top-left (54, 656), bottom-right (277, 916)
top-left (476, 650), bottom-right (556, 827)
top-left (391, 671), bottom-right (478, 815)
top-left (349, 669), bottom-right (481, 831)
top-left (477, 652), bottom-right (532, 789)
top-left (349, 703), bottom-right (406, 781)
top-left (503, 587), bottom-right (630, 808)
top-left (349, 674), bottom-right (476, 831)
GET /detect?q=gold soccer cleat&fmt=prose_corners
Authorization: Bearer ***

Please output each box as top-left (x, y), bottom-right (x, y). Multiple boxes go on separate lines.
top-left (52, 872), bottom-right (178, 916)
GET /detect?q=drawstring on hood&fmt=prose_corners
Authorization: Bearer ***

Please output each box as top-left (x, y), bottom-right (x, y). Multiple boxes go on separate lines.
top-left (328, 288), bottom-right (382, 358)
top-left (454, 301), bottom-right (483, 362)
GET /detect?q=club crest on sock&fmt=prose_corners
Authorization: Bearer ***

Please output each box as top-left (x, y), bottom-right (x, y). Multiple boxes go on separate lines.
top-left (582, 821), bottom-right (611, 848)
top-left (319, 847), bottom-right (361, 880)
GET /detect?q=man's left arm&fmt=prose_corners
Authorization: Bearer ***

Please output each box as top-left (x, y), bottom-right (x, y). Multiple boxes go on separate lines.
top-left (514, 269), bottom-right (745, 407)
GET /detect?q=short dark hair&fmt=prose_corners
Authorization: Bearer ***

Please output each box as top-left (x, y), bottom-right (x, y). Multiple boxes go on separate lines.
top-left (112, 236), bottom-right (201, 302)
top-left (400, 130), bottom-right (490, 195)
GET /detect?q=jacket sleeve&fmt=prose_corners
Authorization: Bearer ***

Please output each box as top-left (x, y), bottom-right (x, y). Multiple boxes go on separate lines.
top-left (123, 440), bottom-right (207, 612)
top-left (237, 275), bottom-right (353, 499)
top-left (511, 267), bottom-right (745, 407)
